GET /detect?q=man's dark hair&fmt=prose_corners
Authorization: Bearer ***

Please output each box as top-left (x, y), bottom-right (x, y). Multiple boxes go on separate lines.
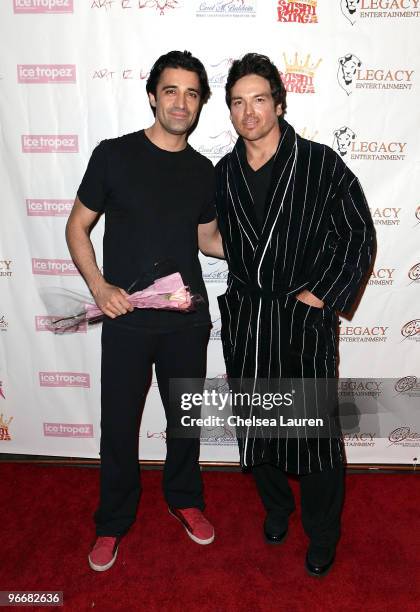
top-left (225, 53), bottom-right (287, 114)
top-left (146, 50), bottom-right (211, 114)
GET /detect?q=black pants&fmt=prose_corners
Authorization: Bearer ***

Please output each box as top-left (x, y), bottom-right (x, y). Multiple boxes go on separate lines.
top-left (253, 463), bottom-right (344, 547)
top-left (95, 320), bottom-right (210, 536)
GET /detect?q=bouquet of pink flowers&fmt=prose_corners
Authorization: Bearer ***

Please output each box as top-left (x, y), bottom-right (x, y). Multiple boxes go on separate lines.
top-left (40, 264), bottom-right (203, 334)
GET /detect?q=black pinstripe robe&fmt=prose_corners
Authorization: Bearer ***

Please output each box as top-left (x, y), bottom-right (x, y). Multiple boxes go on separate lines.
top-left (215, 119), bottom-right (375, 474)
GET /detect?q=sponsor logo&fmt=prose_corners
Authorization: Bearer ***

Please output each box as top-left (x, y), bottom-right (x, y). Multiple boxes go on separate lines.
top-left (369, 206), bottom-right (401, 226)
top-left (202, 258), bottom-right (229, 282)
top-left (26, 199), bottom-right (73, 217)
top-left (196, 131), bottom-right (237, 161)
top-left (408, 263), bottom-right (420, 283)
top-left (395, 376), bottom-right (420, 396)
top-left (208, 58), bottom-right (233, 87)
top-left (0, 316), bottom-right (8, 332)
top-left (22, 135), bottom-right (78, 153)
top-left (368, 267), bottom-right (395, 286)
top-left (388, 426), bottom-right (420, 447)
top-left (401, 320), bottom-right (420, 342)
top-left (92, 67), bottom-right (149, 81)
top-left (0, 260), bottom-right (13, 278)
top-left (281, 53), bottom-right (322, 94)
top-left (39, 372), bottom-right (90, 388)
top-left (332, 127), bottom-right (407, 161)
top-left (196, 0), bottom-right (256, 18)
top-left (0, 381), bottom-right (5, 400)
top-left (0, 413), bottom-right (13, 441)
top-left (415, 205), bottom-right (420, 222)
top-left (339, 323), bottom-right (388, 342)
top-left (341, 0), bottom-right (420, 24)
top-left (210, 317), bottom-right (222, 340)
top-left (13, 0), bottom-right (73, 13)
top-left (91, 0), bottom-right (181, 13)
top-left (146, 430), bottom-right (167, 439)
top-left (35, 316), bottom-right (87, 333)
top-left (338, 379), bottom-right (383, 397)
top-left (43, 423), bottom-right (94, 437)
top-left (337, 54), bottom-right (414, 95)
top-left (32, 258), bottom-right (79, 276)
top-left (17, 65), bottom-right (76, 84)
top-left (277, 0), bottom-right (318, 23)
top-left (343, 432), bottom-right (376, 447)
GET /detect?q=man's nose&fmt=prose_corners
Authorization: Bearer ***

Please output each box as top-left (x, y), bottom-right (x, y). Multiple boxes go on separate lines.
top-left (175, 91), bottom-right (187, 109)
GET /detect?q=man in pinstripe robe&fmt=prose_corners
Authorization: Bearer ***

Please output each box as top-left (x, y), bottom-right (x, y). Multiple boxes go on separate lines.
top-left (215, 54), bottom-right (375, 576)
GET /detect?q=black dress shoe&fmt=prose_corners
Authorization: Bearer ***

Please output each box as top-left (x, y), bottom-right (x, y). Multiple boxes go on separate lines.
top-left (305, 544), bottom-right (336, 577)
top-left (263, 517), bottom-right (288, 545)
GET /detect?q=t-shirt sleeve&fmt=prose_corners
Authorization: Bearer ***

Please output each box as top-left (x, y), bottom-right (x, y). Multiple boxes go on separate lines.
top-left (77, 141), bottom-right (108, 213)
top-left (198, 160), bottom-right (216, 224)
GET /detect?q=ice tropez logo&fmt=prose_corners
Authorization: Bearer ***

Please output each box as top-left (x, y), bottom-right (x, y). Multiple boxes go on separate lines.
top-left (13, 0), bottom-right (73, 13)
top-left (17, 65), bottom-right (76, 84)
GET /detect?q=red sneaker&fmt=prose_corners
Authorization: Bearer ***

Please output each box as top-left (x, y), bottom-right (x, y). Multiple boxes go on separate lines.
top-left (88, 536), bottom-right (120, 572)
top-left (169, 507), bottom-right (215, 545)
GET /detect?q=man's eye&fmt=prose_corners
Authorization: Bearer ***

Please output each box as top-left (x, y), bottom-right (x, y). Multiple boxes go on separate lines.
top-left (166, 89), bottom-right (176, 94)
top-left (189, 91), bottom-right (198, 99)
top-left (233, 100), bottom-right (242, 106)
top-left (256, 97), bottom-right (265, 103)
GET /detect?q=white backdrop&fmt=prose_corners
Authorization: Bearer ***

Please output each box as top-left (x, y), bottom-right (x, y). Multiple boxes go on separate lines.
top-left (1, 0), bottom-right (420, 465)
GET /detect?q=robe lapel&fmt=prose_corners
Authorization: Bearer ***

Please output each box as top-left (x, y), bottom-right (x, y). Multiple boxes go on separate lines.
top-left (228, 139), bottom-right (260, 249)
top-left (253, 119), bottom-right (298, 274)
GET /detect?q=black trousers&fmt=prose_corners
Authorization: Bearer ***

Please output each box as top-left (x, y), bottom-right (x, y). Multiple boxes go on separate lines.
top-left (253, 463), bottom-right (344, 547)
top-left (95, 320), bottom-right (210, 536)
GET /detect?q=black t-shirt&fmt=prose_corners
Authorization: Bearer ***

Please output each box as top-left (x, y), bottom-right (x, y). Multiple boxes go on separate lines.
top-left (242, 150), bottom-right (275, 230)
top-left (77, 130), bottom-right (215, 329)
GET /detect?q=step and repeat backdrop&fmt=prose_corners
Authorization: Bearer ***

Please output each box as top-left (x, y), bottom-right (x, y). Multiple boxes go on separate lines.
top-left (1, 0), bottom-right (419, 465)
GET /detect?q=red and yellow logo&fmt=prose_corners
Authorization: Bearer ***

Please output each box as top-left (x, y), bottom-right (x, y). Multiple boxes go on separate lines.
top-left (0, 413), bottom-right (13, 441)
top-left (281, 53), bottom-right (322, 94)
top-left (278, 0), bottom-right (318, 23)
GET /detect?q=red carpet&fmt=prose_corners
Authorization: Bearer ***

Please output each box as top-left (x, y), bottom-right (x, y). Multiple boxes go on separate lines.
top-left (1, 464), bottom-right (419, 612)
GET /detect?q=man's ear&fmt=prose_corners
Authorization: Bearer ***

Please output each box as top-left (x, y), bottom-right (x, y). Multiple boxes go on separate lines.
top-left (148, 92), bottom-right (157, 108)
top-left (276, 104), bottom-right (283, 117)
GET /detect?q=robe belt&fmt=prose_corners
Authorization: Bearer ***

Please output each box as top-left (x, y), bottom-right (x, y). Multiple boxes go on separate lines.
top-left (229, 282), bottom-right (303, 300)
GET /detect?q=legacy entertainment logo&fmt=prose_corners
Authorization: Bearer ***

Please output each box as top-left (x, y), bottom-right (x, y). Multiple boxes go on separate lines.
top-left (32, 258), bottom-right (79, 275)
top-left (18, 65), bottom-right (76, 84)
top-left (13, 0), bottom-right (73, 13)
top-left (337, 54), bottom-right (414, 94)
top-left (0, 260), bottom-right (12, 278)
top-left (27, 199), bottom-right (73, 217)
top-left (43, 422), bottom-right (94, 437)
top-left (341, 0), bottom-right (420, 24)
top-left (39, 372), bottom-right (90, 388)
top-left (22, 135), bottom-right (78, 153)
top-left (281, 53), bottom-right (322, 94)
top-left (369, 207), bottom-right (401, 226)
top-left (332, 127), bottom-right (407, 161)
top-left (277, 0), bottom-right (318, 22)
top-left (368, 268), bottom-right (395, 286)
top-left (339, 323), bottom-right (388, 342)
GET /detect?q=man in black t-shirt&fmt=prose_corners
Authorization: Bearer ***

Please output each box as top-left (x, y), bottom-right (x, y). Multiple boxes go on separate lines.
top-left (66, 51), bottom-right (224, 572)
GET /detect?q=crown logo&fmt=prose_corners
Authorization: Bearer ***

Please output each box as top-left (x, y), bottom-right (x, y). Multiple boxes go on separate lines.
top-left (0, 413), bottom-right (13, 428)
top-left (283, 53), bottom-right (322, 77)
top-left (300, 127), bottom-right (319, 141)
top-left (0, 413), bottom-right (13, 440)
top-left (287, 0), bottom-right (317, 6)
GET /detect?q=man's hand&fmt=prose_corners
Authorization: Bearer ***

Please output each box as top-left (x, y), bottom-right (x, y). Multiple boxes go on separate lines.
top-left (91, 281), bottom-right (134, 319)
top-left (295, 289), bottom-right (324, 308)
